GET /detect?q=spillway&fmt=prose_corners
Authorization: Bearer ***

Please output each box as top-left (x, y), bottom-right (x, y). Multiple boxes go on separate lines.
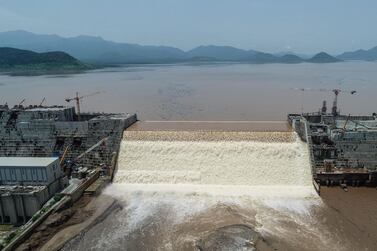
top-left (114, 129), bottom-right (316, 197)
top-left (64, 123), bottom-right (347, 251)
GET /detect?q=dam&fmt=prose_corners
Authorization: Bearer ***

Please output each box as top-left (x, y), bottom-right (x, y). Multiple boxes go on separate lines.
top-left (60, 121), bottom-right (351, 251)
top-left (115, 121), bottom-right (315, 197)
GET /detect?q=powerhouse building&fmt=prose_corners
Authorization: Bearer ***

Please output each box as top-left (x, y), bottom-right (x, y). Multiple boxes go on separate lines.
top-left (0, 157), bottom-right (67, 224)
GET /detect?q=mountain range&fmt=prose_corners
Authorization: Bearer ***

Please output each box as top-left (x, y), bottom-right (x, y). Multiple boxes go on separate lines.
top-left (0, 30), bottom-right (374, 64)
top-left (338, 46), bottom-right (377, 61)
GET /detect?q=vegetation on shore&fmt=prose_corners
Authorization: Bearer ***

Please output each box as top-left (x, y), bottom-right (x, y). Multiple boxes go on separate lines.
top-left (0, 47), bottom-right (95, 76)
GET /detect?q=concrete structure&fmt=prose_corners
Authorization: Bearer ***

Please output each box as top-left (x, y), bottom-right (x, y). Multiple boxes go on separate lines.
top-left (288, 104), bottom-right (377, 186)
top-left (0, 105), bottom-right (137, 224)
top-left (0, 157), bottom-right (67, 224)
top-left (0, 106), bottom-right (137, 169)
top-left (0, 186), bottom-right (49, 224)
top-left (0, 157), bottom-right (63, 186)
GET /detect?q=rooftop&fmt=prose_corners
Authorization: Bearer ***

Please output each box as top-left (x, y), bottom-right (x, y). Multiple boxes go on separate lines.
top-left (0, 157), bottom-right (59, 167)
top-left (25, 106), bottom-right (72, 112)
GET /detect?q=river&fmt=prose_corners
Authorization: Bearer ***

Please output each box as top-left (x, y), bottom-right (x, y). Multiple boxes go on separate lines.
top-left (1, 62), bottom-right (376, 120)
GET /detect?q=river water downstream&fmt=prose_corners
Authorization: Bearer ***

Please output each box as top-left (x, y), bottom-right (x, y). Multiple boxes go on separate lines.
top-left (63, 130), bottom-right (325, 250)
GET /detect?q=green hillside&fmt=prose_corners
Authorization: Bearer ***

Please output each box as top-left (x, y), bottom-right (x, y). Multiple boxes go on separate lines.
top-left (0, 47), bottom-right (92, 75)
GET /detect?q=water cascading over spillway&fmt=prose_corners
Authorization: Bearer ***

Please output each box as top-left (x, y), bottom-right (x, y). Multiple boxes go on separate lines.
top-left (114, 127), bottom-right (316, 197)
top-left (85, 122), bottom-right (343, 251)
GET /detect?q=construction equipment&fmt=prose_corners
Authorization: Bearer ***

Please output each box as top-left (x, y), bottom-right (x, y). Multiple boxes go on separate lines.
top-left (292, 88), bottom-right (357, 115)
top-left (39, 97), bottom-right (46, 107)
top-left (18, 99), bottom-right (26, 106)
top-left (59, 137), bottom-right (108, 165)
top-left (65, 91), bottom-right (102, 121)
top-left (60, 145), bottom-right (70, 166)
top-left (343, 114), bottom-right (351, 131)
top-left (75, 137), bottom-right (108, 161)
top-left (326, 89), bottom-right (357, 116)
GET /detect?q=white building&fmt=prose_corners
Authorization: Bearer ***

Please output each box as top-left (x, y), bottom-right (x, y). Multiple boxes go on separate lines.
top-left (0, 157), bottom-right (63, 186)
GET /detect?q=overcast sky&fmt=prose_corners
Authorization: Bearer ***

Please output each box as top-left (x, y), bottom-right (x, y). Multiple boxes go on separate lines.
top-left (0, 0), bottom-right (376, 54)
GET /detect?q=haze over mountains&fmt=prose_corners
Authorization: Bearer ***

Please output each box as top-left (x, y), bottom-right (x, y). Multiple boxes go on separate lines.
top-left (0, 30), bottom-right (375, 64)
top-left (338, 46), bottom-right (377, 61)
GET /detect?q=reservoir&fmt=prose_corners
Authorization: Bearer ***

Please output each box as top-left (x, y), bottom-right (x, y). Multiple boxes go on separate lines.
top-left (0, 61), bottom-right (376, 121)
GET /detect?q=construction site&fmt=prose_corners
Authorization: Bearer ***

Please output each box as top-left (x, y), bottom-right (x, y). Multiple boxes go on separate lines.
top-left (0, 87), bottom-right (377, 250)
top-left (289, 88), bottom-right (377, 189)
top-left (0, 93), bottom-right (137, 250)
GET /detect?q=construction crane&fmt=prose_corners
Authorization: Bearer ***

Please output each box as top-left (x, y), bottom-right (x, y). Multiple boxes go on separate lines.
top-left (65, 91), bottom-right (102, 121)
top-left (74, 137), bottom-right (108, 161)
top-left (18, 99), bottom-right (26, 106)
top-left (292, 88), bottom-right (356, 116)
top-left (39, 97), bottom-right (46, 107)
top-left (323, 89), bottom-right (357, 116)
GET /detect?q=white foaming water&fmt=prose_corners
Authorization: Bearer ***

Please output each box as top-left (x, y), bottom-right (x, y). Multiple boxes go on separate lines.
top-left (74, 133), bottom-right (345, 251)
top-left (114, 133), bottom-right (316, 197)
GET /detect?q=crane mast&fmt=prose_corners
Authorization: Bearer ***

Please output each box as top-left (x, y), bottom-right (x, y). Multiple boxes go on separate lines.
top-left (75, 92), bottom-right (81, 120)
top-left (65, 91), bottom-right (102, 121)
top-left (330, 89), bottom-right (356, 116)
top-left (292, 88), bottom-right (356, 116)
top-left (332, 89), bottom-right (340, 116)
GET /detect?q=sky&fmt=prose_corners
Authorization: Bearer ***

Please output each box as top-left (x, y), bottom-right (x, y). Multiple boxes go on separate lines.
top-left (0, 0), bottom-right (376, 54)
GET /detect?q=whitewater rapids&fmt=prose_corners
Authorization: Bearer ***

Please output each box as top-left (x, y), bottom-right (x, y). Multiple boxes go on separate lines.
top-left (114, 132), bottom-right (316, 197)
top-left (63, 130), bottom-right (348, 251)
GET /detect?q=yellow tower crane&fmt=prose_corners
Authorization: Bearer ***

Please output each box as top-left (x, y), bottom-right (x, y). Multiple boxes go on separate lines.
top-left (65, 91), bottom-right (102, 121)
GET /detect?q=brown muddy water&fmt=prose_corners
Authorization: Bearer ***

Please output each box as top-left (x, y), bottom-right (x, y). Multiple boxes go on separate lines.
top-left (0, 62), bottom-right (377, 120)
top-left (60, 129), bottom-right (377, 251)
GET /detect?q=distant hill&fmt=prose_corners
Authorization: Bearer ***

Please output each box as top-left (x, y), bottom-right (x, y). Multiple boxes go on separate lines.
top-left (0, 47), bottom-right (90, 75)
top-left (186, 46), bottom-right (310, 64)
top-left (338, 46), bottom-right (377, 61)
top-left (274, 51), bottom-right (312, 59)
top-left (306, 52), bottom-right (341, 63)
top-left (187, 45), bottom-right (256, 61)
top-left (0, 30), bottom-right (353, 64)
top-left (278, 54), bottom-right (304, 63)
